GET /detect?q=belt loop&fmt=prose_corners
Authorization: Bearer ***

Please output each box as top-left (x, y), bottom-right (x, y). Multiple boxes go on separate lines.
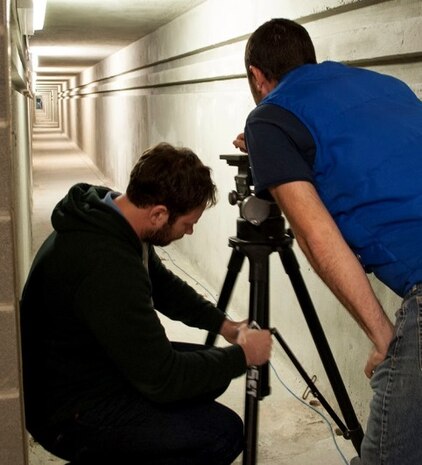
top-left (405, 283), bottom-right (422, 300)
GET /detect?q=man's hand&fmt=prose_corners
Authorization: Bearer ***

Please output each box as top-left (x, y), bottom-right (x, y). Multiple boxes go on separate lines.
top-left (236, 324), bottom-right (272, 366)
top-left (233, 133), bottom-right (247, 153)
top-left (220, 318), bottom-right (248, 344)
top-left (365, 347), bottom-right (387, 378)
top-left (365, 325), bottom-right (394, 378)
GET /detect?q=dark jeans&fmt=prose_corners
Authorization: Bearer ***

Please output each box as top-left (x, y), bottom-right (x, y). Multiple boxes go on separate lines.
top-left (31, 343), bottom-right (244, 465)
top-left (361, 284), bottom-right (422, 464)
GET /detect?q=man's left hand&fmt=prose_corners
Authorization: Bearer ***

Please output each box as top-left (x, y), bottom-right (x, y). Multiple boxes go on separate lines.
top-left (233, 133), bottom-right (247, 153)
top-left (220, 318), bottom-right (248, 344)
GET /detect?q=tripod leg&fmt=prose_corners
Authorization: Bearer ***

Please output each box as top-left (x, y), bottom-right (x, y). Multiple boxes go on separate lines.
top-left (279, 246), bottom-right (364, 454)
top-left (205, 248), bottom-right (245, 346)
top-left (244, 365), bottom-right (260, 465)
top-left (248, 254), bottom-right (270, 399)
top-left (243, 245), bottom-right (272, 465)
top-left (271, 328), bottom-right (347, 432)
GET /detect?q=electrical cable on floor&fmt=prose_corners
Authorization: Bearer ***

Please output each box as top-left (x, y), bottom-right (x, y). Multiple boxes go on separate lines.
top-left (270, 363), bottom-right (349, 465)
top-left (158, 247), bottom-right (218, 304)
top-left (157, 246), bottom-right (351, 465)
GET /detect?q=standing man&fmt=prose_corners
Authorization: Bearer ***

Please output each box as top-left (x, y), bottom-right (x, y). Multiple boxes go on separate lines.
top-left (234, 18), bottom-right (422, 465)
top-left (20, 142), bottom-right (272, 465)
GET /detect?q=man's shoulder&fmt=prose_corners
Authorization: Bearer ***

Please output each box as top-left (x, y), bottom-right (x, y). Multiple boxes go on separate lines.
top-left (247, 103), bottom-right (305, 129)
top-left (246, 103), bottom-right (314, 147)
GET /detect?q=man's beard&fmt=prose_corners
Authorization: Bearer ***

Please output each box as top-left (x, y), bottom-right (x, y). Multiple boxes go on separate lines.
top-left (143, 222), bottom-right (174, 247)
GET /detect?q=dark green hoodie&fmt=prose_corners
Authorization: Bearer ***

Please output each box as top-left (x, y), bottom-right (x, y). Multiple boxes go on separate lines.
top-left (20, 183), bottom-right (246, 427)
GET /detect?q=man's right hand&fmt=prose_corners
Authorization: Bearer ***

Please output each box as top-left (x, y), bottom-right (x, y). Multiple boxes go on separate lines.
top-left (365, 323), bottom-right (394, 378)
top-left (233, 133), bottom-right (247, 153)
top-left (236, 324), bottom-right (272, 366)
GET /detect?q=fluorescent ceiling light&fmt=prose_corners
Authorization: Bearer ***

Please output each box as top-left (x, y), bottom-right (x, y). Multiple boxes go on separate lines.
top-left (31, 53), bottom-right (39, 70)
top-left (30, 44), bottom-right (115, 58)
top-left (33, 0), bottom-right (47, 31)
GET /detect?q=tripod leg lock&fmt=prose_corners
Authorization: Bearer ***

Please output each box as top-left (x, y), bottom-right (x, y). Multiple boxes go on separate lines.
top-left (343, 425), bottom-right (364, 441)
top-left (249, 320), bottom-right (262, 330)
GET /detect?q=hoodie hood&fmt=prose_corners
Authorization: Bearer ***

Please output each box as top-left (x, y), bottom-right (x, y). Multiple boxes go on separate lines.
top-left (52, 183), bottom-right (142, 252)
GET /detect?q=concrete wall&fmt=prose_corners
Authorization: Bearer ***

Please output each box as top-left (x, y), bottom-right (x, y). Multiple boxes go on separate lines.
top-left (0, 0), bottom-right (32, 463)
top-left (58, 0), bottom-right (422, 423)
top-left (0, 0), bottom-right (417, 461)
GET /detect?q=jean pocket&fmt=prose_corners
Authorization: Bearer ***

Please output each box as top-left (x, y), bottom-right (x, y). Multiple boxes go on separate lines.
top-left (417, 296), bottom-right (422, 371)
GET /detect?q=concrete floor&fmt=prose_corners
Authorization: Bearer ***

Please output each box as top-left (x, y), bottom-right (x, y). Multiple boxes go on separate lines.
top-left (28, 127), bottom-right (360, 465)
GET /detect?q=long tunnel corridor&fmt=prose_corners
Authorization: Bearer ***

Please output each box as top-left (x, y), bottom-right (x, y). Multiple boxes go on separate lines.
top-left (31, 128), bottom-right (111, 253)
top-left (1, 0), bottom-right (421, 464)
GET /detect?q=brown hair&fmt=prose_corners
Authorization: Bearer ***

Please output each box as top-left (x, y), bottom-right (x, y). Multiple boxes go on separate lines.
top-left (245, 19), bottom-right (317, 82)
top-left (126, 142), bottom-right (217, 223)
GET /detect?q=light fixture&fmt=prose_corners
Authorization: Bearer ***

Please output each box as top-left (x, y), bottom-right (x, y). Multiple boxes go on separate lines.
top-left (31, 52), bottom-right (39, 70)
top-left (33, 0), bottom-right (47, 31)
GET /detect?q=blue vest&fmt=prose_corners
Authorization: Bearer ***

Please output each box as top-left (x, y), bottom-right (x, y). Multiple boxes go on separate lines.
top-left (261, 61), bottom-right (422, 297)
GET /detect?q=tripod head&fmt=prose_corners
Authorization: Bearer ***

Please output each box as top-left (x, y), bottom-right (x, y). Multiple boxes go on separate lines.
top-left (221, 154), bottom-right (282, 226)
top-left (221, 154), bottom-right (272, 225)
top-left (221, 154), bottom-right (289, 243)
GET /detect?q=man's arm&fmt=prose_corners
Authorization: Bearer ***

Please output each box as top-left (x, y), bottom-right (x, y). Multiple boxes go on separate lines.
top-left (270, 181), bottom-right (394, 377)
top-left (148, 246), bottom-right (226, 332)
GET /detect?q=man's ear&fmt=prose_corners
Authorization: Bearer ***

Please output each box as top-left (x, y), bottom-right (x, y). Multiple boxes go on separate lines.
top-left (249, 65), bottom-right (266, 90)
top-left (249, 65), bottom-right (277, 96)
top-left (149, 205), bottom-right (169, 227)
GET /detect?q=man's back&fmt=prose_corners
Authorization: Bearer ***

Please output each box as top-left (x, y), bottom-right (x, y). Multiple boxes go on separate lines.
top-left (261, 61), bottom-right (422, 296)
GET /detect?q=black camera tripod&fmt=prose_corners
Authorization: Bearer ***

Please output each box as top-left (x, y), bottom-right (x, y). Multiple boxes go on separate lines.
top-left (206, 155), bottom-right (364, 465)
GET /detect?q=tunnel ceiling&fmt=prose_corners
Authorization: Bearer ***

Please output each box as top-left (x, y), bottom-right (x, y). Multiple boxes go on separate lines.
top-left (30, 0), bottom-right (205, 79)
